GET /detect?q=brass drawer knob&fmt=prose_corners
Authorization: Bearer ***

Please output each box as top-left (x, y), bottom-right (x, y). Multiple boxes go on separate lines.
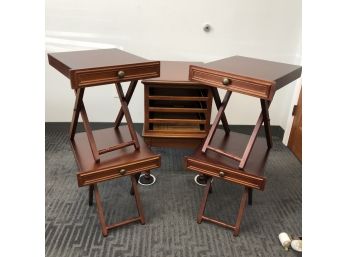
top-left (222, 78), bottom-right (231, 85)
top-left (117, 70), bottom-right (125, 79)
top-left (219, 171), bottom-right (225, 177)
top-left (119, 169), bottom-right (126, 175)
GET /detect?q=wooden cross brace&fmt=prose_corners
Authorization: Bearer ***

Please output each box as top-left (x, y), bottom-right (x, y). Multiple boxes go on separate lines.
top-left (69, 80), bottom-right (140, 163)
top-left (202, 89), bottom-right (273, 170)
top-left (88, 174), bottom-right (145, 237)
top-left (197, 177), bottom-right (252, 236)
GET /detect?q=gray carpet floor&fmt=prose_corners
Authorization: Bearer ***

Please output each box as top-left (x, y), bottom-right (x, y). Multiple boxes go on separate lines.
top-left (45, 123), bottom-right (302, 257)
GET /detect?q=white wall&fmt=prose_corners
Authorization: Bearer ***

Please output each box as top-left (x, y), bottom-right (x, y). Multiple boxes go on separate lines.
top-left (46, 0), bottom-right (301, 129)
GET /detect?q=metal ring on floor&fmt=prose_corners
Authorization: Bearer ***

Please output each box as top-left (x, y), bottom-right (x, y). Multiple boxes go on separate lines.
top-left (138, 174), bottom-right (156, 186)
top-left (194, 174), bottom-right (213, 186)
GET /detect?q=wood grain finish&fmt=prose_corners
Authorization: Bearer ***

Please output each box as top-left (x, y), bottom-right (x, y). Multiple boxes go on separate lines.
top-left (288, 88), bottom-right (302, 161)
top-left (142, 61), bottom-right (203, 85)
top-left (185, 129), bottom-right (270, 190)
top-left (190, 66), bottom-right (274, 100)
top-left (71, 126), bottom-right (161, 187)
top-left (47, 48), bottom-right (160, 89)
top-left (142, 61), bottom-right (213, 147)
top-left (189, 56), bottom-right (302, 100)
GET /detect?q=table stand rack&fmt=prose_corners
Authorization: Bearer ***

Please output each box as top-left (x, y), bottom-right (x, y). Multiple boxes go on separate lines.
top-left (202, 90), bottom-right (273, 170)
top-left (197, 177), bottom-right (253, 236)
top-left (89, 174), bottom-right (145, 237)
top-left (69, 80), bottom-right (140, 163)
top-left (70, 80), bottom-right (151, 236)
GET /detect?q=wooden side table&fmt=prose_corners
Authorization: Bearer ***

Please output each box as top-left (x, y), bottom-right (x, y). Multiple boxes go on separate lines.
top-left (47, 48), bottom-right (161, 236)
top-left (142, 61), bottom-right (213, 148)
top-left (186, 56), bottom-right (302, 236)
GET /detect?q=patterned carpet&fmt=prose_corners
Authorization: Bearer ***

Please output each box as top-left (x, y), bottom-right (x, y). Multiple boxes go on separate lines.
top-left (45, 123), bottom-right (302, 257)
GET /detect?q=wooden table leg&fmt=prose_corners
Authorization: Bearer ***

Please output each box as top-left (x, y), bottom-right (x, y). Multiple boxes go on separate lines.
top-left (248, 188), bottom-right (253, 206)
top-left (260, 99), bottom-right (272, 148)
top-left (115, 80), bottom-right (138, 128)
top-left (211, 87), bottom-right (230, 134)
top-left (202, 91), bottom-right (232, 153)
top-left (233, 187), bottom-right (249, 237)
top-left (69, 88), bottom-right (100, 162)
top-left (89, 184), bottom-right (94, 206)
top-left (115, 82), bottom-right (140, 149)
top-left (130, 173), bottom-right (141, 195)
top-left (197, 177), bottom-right (212, 223)
top-left (131, 175), bottom-right (145, 224)
top-left (94, 184), bottom-right (108, 237)
top-left (239, 113), bottom-right (263, 169)
top-left (69, 88), bottom-right (84, 140)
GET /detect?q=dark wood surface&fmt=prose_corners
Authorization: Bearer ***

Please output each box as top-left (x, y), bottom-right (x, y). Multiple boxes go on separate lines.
top-left (186, 129), bottom-right (270, 190)
top-left (143, 61), bottom-right (203, 84)
top-left (201, 56), bottom-right (301, 90)
top-left (142, 61), bottom-right (212, 147)
top-left (47, 48), bottom-right (160, 89)
top-left (48, 48), bottom-right (149, 76)
top-left (71, 125), bottom-right (161, 187)
top-left (189, 56), bottom-right (301, 100)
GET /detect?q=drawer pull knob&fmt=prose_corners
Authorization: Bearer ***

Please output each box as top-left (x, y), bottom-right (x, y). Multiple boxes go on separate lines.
top-left (117, 70), bottom-right (125, 79)
top-left (222, 78), bottom-right (231, 85)
top-left (119, 169), bottom-right (126, 175)
top-left (219, 171), bottom-right (225, 177)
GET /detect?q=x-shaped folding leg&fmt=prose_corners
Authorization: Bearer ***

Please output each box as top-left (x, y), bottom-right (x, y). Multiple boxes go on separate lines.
top-left (201, 89), bottom-right (273, 169)
top-left (68, 81), bottom-right (140, 163)
top-left (197, 176), bottom-right (250, 236)
top-left (88, 174), bottom-right (145, 237)
top-left (69, 88), bottom-right (101, 162)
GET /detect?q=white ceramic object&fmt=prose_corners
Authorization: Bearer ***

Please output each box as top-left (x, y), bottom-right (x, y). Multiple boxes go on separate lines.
top-left (278, 232), bottom-right (291, 251)
top-left (291, 239), bottom-right (302, 252)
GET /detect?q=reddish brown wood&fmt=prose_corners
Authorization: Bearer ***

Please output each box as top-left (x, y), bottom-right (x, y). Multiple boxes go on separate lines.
top-left (288, 89), bottom-right (302, 161)
top-left (69, 88), bottom-right (84, 140)
top-left (115, 82), bottom-right (140, 149)
top-left (260, 99), bottom-right (272, 148)
top-left (239, 114), bottom-right (264, 169)
top-left (130, 173), bottom-right (141, 195)
top-left (106, 217), bottom-right (142, 230)
top-left (144, 137), bottom-right (203, 148)
top-left (131, 175), bottom-right (145, 224)
top-left (98, 140), bottom-right (135, 155)
top-left (147, 95), bottom-right (209, 101)
top-left (92, 175), bottom-right (145, 237)
top-left (197, 177), bottom-right (212, 224)
top-left (202, 91), bottom-right (232, 152)
top-left (189, 56), bottom-right (302, 100)
top-left (94, 183), bottom-right (108, 236)
top-left (71, 126), bottom-right (161, 187)
top-left (233, 187), bottom-right (249, 236)
top-left (69, 88), bottom-right (101, 162)
top-left (206, 145), bottom-right (241, 162)
top-left (142, 62), bottom-right (213, 148)
top-left (185, 129), bottom-right (269, 190)
top-left (211, 87), bottom-right (230, 134)
top-left (201, 216), bottom-right (236, 230)
top-left (194, 172), bottom-right (251, 236)
top-left (47, 48), bottom-right (160, 89)
top-left (79, 102), bottom-right (101, 162)
top-left (115, 80), bottom-right (138, 127)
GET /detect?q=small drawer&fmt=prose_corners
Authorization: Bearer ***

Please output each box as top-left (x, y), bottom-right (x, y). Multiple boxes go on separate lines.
top-left (189, 66), bottom-right (274, 100)
top-left (70, 62), bottom-right (160, 89)
top-left (186, 157), bottom-right (266, 190)
top-left (76, 156), bottom-right (160, 187)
